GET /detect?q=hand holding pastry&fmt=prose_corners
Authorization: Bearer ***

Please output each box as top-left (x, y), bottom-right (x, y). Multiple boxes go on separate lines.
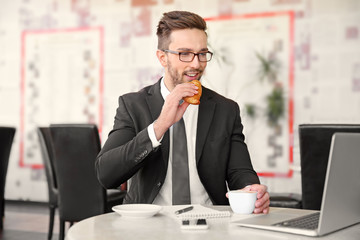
top-left (183, 80), bottom-right (202, 105)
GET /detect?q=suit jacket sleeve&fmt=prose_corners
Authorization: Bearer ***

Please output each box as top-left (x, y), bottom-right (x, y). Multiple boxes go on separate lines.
top-left (226, 102), bottom-right (260, 189)
top-left (95, 94), bottom-right (154, 189)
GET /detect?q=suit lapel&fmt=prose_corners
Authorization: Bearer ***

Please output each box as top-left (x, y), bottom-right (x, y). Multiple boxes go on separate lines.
top-left (145, 79), bottom-right (170, 167)
top-left (146, 79), bottom-right (163, 121)
top-left (196, 87), bottom-right (216, 164)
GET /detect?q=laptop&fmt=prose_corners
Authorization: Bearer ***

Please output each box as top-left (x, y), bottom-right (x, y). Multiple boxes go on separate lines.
top-left (233, 132), bottom-right (360, 237)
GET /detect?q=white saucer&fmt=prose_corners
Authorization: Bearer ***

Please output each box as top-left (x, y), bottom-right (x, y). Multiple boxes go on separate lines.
top-left (112, 204), bottom-right (162, 218)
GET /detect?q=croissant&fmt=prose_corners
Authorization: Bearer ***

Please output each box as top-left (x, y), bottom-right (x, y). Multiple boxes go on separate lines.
top-left (183, 80), bottom-right (202, 105)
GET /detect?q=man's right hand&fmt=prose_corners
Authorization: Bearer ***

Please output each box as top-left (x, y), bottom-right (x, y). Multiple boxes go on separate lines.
top-left (153, 82), bottom-right (199, 140)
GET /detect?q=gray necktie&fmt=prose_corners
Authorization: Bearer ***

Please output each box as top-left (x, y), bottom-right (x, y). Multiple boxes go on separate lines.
top-left (172, 118), bottom-right (191, 205)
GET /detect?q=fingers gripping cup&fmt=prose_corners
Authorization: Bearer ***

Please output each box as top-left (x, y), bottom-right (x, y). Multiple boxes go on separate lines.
top-left (228, 190), bottom-right (257, 214)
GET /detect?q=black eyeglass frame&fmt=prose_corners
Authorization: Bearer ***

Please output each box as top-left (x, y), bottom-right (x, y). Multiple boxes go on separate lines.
top-left (161, 49), bottom-right (213, 62)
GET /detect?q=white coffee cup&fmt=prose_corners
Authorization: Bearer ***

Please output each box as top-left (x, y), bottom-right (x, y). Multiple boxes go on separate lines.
top-left (228, 190), bottom-right (257, 214)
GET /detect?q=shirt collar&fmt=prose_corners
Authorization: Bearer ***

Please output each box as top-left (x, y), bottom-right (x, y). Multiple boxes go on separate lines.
top-left (160, 75), bottom-right (170, 100)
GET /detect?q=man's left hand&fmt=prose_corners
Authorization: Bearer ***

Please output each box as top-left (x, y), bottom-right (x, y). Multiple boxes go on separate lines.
top-left (243, 184), bottom-right (270, 214)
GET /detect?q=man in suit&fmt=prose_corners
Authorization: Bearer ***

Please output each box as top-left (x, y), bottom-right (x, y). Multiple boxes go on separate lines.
top-left (96, 11), bottom-right (270, 214)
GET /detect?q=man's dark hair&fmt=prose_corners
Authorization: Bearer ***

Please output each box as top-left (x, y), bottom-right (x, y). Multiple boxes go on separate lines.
top-left (156, 11), bottom-right (207, 50)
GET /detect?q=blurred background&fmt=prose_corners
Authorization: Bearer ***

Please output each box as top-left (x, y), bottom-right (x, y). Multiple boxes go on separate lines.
top-left (0, 0), bottom-right (359, 202)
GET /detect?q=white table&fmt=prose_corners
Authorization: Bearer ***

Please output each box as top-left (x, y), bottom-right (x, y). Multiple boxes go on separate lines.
top-left (65, 206), bottom-right (360, 240)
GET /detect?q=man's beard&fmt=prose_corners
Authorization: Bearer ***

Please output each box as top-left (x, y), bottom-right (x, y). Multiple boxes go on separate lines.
top-left (168, 60), bottom-right (203, 87)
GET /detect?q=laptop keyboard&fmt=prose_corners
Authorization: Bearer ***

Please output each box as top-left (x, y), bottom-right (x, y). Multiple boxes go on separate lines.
top-left (272, 212), bottom-right (320, 230)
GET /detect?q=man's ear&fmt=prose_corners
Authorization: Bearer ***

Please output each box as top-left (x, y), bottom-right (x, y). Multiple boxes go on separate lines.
top-left (156, 49), bottom-right (167, 67)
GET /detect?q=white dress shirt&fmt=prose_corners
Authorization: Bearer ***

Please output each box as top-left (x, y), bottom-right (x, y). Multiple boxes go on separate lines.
top-left (148, 79), bottom-right (211, 205)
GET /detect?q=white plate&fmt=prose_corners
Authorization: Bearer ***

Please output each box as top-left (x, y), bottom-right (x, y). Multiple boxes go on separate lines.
top-left (112, 204), bottom-right (162, 218)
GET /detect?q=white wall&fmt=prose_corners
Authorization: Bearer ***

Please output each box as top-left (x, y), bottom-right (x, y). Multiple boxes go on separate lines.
top-left (0, 0), bottom-right (359, 201)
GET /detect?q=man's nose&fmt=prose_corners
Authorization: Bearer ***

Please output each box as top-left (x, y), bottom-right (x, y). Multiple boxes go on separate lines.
top-left (190, 55), bottom-right (201, 68)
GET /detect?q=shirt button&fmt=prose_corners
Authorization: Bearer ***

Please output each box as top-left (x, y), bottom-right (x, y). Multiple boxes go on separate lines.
top-left (157, 182), bottom-right (162, 187)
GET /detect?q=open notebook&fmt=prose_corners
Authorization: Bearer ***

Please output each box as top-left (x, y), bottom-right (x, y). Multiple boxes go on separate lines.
top-left (166, 205), bottom-right (231, 220)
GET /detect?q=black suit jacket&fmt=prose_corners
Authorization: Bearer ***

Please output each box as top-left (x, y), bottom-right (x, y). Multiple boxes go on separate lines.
top-left (96, 79), bottom-right (259, 205)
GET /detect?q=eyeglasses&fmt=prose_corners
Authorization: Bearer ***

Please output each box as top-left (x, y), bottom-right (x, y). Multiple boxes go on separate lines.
top-left (162, 49), bottom-right (213, 62)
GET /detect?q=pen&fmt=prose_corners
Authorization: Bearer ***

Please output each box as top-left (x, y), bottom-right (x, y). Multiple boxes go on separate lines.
top-left (175, 206), bottom-right (193, 215)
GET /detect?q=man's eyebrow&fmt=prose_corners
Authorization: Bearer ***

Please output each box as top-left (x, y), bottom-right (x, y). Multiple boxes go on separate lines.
top-left (177, 48), bottom-right (209, 52)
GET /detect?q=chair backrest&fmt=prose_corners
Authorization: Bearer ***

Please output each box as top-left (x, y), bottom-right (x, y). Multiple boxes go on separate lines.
top-left (37, 127), bottom-right (58, 206)
top-left (50, 124), bottom-right (106, 222)
top-left (299, 124), bottom-right (360, 210)
top-left (0, 127), bottom-right (16, 216)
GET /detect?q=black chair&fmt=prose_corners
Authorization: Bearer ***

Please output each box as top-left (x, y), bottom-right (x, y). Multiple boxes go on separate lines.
top-left (0, 127), bottom-right (16, 230)
top-left (299, 124), bottom-right (360, 210)
top-left (49, 124), bottom-right (126, 240)
top-left (37, 127), bottom-right (58, 240)
top-left (269, 192), bottom-right (302, 209)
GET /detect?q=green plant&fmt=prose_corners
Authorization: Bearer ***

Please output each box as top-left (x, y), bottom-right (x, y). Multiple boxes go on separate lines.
top-left (266, 85), bottom-right (284, 125)
top-left (255, 51), bottom-right (279, 83)
top-left (245, 103), bottom-right (256, 119)
top-left (244, 51), bottom-right (285, 126)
